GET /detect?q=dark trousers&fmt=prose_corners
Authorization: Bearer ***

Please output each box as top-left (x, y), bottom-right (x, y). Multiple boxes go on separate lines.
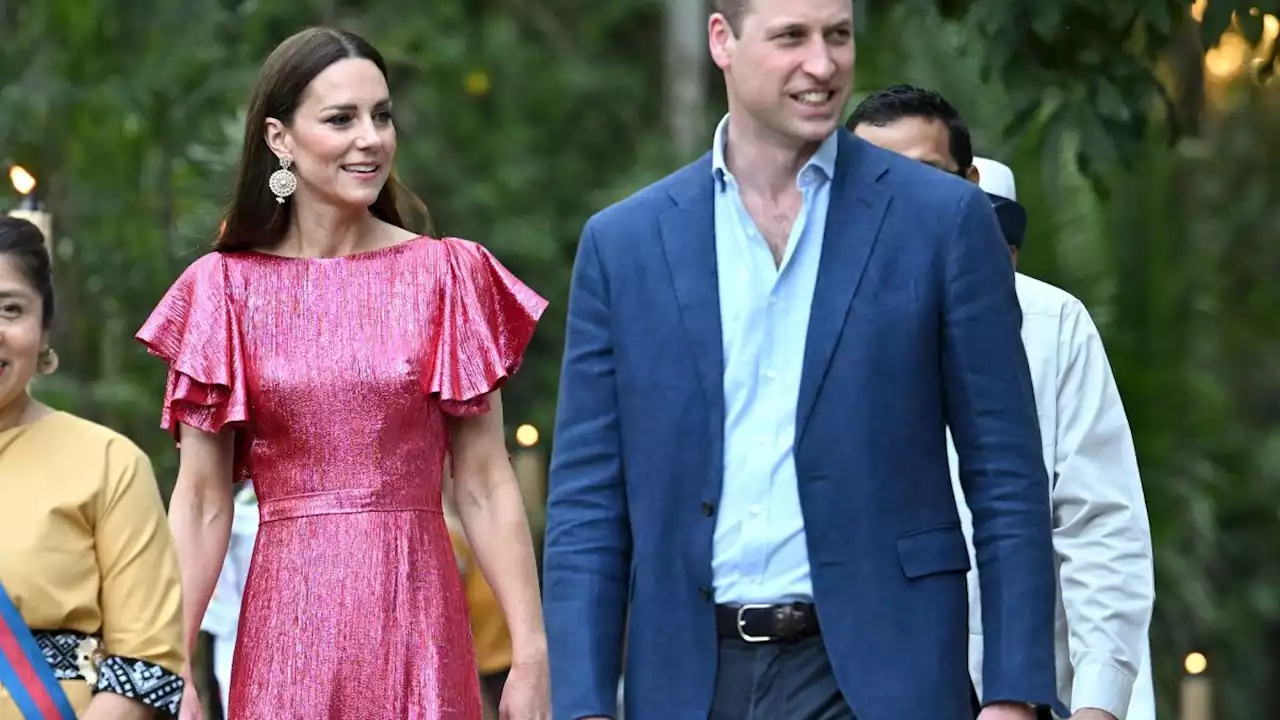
top-left (480, 668), bottom-right (509, 708)
top-left (709, 635), bottom-right (855, 720)
top-left (710, 636), bottom-right (1020, 720)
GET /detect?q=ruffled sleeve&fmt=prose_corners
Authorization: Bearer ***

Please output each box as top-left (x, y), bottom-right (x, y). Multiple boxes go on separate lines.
top-left (135, 254), bottom-right (250, 477)
top-left (427, 238), bottom-right (548, 416)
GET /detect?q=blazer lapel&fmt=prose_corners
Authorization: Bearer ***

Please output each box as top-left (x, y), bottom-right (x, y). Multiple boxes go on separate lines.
top-left (796, 133), bottom-right (891, 444)
top-left (658, 156), bottom-right (725, 418)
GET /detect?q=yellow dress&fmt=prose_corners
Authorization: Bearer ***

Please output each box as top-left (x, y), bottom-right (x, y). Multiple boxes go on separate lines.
top-left (0, 411), bottom-right (185, 718)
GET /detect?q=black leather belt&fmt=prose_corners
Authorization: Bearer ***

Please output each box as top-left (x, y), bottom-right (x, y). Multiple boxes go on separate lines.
top-left (715, 602), bottom-right (820, 643)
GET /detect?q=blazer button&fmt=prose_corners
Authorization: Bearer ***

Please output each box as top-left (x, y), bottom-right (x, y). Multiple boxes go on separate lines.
top-left (701, 501), bottom-right (715, 517)
top-left (698, 585), bottom-right (712, 602)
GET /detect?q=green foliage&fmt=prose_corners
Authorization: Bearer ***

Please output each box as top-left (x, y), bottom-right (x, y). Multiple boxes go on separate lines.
top-left (1091, 94), bottom-right (1280, 718)
top-left (861, 6), bottom-right (1280, 712)
top-left (884, 0), bottom-right (1277, 190)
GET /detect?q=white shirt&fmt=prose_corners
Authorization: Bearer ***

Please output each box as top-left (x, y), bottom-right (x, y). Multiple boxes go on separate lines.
top-left (200, 488), bottom-right (260, 639)
top-left (709, 115), bottom-right (837, 603)
top-left (950, 274), bottom-right (1155, 718)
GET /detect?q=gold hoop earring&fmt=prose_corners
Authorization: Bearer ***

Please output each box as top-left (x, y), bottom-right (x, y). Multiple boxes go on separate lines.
top-left (37, 347), bottom-right (59, 375)
top-left (269, 156), bottom-right (298, 204)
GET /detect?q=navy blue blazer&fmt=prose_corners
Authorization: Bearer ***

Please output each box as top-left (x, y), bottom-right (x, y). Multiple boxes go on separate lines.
top-left (543, 130), bottom-right (1058, 719)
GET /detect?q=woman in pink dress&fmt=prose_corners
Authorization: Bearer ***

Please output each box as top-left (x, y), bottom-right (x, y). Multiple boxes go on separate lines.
top-left (136, 27), bottom-right (550, 720)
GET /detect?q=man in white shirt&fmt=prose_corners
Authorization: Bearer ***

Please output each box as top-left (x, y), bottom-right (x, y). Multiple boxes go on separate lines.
top-left (848, 85), bottom-right (1156, 720)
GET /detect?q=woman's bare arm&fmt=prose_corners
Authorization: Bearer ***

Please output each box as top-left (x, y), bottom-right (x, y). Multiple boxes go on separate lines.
top-left (448, 391), bottom-right (547, 665)
top-left (168, 426), bottom-right (235, 658)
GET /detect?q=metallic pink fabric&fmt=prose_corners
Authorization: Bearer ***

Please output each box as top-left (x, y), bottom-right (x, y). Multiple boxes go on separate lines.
top-left (136, 236), bottom-right (547, 719)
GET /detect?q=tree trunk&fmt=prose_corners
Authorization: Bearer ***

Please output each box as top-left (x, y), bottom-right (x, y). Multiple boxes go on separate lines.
top-left (664, 0), bottom-right (707, 158)
top-left (1168, 20), bottom-right (1206, 137)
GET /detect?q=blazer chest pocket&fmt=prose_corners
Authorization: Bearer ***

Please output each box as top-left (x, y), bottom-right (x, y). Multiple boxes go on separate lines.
top-left (852, 282), bottom-right (918, 315)
top-left (896, 524), bottom-right (971, 579)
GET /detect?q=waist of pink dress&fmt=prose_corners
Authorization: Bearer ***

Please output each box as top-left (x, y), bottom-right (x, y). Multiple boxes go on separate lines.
top-left (259, 486), bottom-right (442, 523)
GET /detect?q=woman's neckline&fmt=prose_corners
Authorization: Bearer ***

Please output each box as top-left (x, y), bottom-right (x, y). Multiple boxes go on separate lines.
top-left (239, 234), bottom-right (433, 261)
top-left (0, 407), bottom-right (62, 436)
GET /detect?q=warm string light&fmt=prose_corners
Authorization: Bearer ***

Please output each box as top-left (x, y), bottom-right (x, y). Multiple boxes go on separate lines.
top-left (1253, 12), bottom-right (1280, 83)
top-left (1180, 652), bottom-right (1212, 720)
top-left (9, 165), bottom-right (35, 196)
top-left (515, 423), bottom-right (539, 448)
top-left (6, 164), bottom-right (54, 260)
top-left (1200, 6), bottom-right (1280, 84)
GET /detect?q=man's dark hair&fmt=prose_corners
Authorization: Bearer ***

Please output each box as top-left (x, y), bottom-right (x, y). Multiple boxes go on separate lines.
top-left (845, 84), bottom-right (974, 171)
top-left (710, 0), bottom-right (750, 35)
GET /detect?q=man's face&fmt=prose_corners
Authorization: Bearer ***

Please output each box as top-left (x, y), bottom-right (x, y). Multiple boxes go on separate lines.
top-left (852, 115), bottom-right (958, 173)
top-left (709, 0), bottom-right (856, 147)
top-left (854, 115), bottom-right (1017, 267)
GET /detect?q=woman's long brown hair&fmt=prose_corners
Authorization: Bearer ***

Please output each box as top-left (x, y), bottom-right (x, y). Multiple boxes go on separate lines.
top-left (215, 27), bottom-right (431, 253)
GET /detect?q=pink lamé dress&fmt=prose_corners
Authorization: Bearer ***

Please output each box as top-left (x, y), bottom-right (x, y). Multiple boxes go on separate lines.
top-left (134, 236), bottom-right (548, 719)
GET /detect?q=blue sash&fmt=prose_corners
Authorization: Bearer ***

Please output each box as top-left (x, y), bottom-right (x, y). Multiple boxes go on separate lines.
top-left (0, 580), bottom-right (78, 719)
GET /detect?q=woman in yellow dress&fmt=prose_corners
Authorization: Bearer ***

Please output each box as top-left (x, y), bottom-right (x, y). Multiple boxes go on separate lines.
top-left (0, 216), bottom-right (185, 718)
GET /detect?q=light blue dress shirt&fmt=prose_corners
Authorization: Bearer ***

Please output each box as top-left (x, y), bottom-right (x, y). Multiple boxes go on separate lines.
top-left (709, 115), bottom-right (838, 605)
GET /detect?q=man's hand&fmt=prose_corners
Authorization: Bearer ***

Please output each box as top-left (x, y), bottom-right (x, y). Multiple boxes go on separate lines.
top-left (1070, 710), bottom-right (1118, 720)
top-left (978, 702), bottom-right (1037, 720)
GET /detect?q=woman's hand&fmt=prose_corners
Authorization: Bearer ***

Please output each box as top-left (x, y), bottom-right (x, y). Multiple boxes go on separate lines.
top-left (498, 657), bottom-right (550, 720)
top-left (177, 666), bottom-right (205, 720)
top-left (178, 685), bottom-right (205, 720)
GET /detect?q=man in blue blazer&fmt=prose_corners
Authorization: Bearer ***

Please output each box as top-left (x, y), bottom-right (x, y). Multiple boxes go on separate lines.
top-left (542, 0), bottom-right (1058, 717)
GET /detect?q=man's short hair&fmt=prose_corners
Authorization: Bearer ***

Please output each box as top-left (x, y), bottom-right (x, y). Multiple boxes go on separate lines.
top-left (846, 84), bottom-right (975, 171)
top-left (711, 0), bottom-right (751, 35)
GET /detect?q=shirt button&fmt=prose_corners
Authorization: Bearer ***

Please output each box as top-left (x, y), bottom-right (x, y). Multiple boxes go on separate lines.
top-left (701, 501), bottom-right (716, 517)
top-left (764, 369), bottom-right (777, 380)
top-left (750, 505), bottom-right (761, 516)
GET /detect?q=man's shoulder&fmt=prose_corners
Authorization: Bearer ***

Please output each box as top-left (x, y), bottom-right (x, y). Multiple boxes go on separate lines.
top-left (1015, 273), bottom-right (1086, 317)
top-left (851, 146), bottom-right (989, 258)
top-left (583, 153), bottom-right (711, 239)
top-left (1014, 274), bottom-right (1107, 360)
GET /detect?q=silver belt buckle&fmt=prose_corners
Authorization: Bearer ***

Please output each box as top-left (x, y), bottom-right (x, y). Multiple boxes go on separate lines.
top-left (736, 603), bottom-right (774, 643)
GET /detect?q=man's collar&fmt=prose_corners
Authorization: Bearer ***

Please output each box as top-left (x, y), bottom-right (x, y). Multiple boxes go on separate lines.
top-left (711, 114), bottom-right (839, 189)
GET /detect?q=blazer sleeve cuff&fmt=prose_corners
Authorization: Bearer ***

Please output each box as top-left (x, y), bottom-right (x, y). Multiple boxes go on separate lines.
top-left (1071, 660), bottom-right (1136, 718)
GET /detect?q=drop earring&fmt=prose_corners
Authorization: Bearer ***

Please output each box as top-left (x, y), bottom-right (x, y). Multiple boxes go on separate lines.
top-left (269, 155), bottom-right (298, 203)
top-left (37, 347), bottom-right (59, 374)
